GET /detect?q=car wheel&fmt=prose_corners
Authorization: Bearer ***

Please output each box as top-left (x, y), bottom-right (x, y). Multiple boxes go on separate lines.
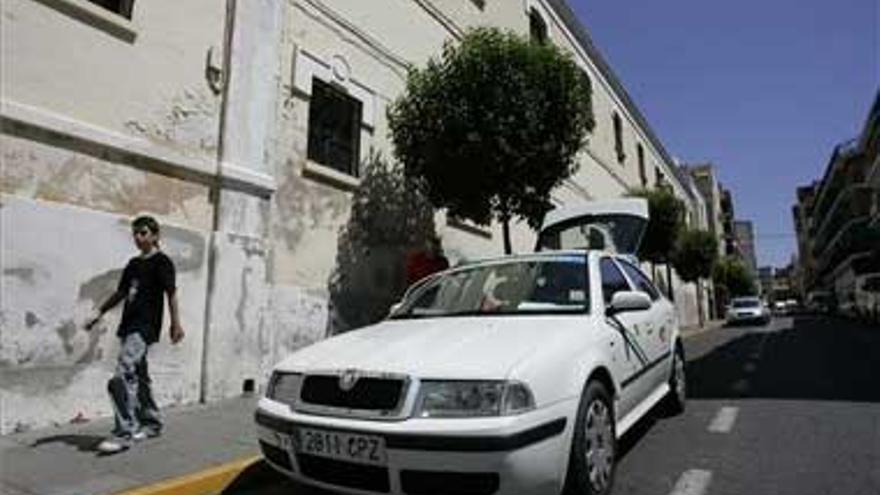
top-left (663, 346), bottom-right (686, 415)
top-left (563, 380), bottom-right (616, 495)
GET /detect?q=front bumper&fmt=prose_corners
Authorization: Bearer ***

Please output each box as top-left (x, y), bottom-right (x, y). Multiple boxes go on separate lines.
top-left (254, 397), bottom-right (576, 495)
top-left (727, 311), bottom-right (767, 324)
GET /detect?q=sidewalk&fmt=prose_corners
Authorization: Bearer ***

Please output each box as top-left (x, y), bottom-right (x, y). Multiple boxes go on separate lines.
top-left (0, 395), bottom-right (280, 495)
top-left (681, 319), bottom-right (725, 339)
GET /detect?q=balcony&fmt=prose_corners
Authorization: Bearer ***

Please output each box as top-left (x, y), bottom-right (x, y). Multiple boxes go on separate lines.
top-left (814, 220), bottom-right (880, 278)
top-left (811, 185), bottom-right (877, 247)
top-left (810, 142), bottom-right (868, 223)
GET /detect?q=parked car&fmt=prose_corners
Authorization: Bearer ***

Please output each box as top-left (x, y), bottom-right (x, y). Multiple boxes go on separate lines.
top-left (255, 200), bottom-right (685, 495)
top-left (726, 296), bottom-right (771, 325)
top-left (806, 291), bottom-right (833, 314)
top-left (773, 300), bottom-right (788, 315)
top-left (855, 274), bottom-right (880, 323)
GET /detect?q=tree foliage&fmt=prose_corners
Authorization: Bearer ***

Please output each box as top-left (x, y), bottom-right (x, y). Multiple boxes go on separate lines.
top-left (629, 188), bottom-right (686, 264)
top-left (388, 28), bottom-right (594, 253)
top-left (672, 229), bottom-right (719, 283)
top-left (713, 257), bottom-right (757, 298)
top-left (328, 152), bottom-right (436, 333)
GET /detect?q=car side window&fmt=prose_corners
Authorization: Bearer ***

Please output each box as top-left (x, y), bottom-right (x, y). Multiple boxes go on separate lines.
top-left (600, 258), bottom-right (631, 304)
top-left (618, 260), bottom-right (661, 301)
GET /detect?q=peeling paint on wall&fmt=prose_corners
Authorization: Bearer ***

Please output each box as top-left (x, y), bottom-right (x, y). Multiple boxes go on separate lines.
top-left (124, 88), bottom-right (220, 155)
top-left (0, 195), bottom-right (208, 434)
top-left (0, 134), bottom-right (214, 232)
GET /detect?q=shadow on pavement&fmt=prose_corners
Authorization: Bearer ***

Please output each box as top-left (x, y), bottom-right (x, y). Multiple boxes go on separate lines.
top-left (687, 315), bottom-right (880, 402)
top-left (619, 314), bottom-right (880, 462)
top-left (30, 434), bottom-right (105, 453)
top-left (220, 459), bottom-right (336, 495)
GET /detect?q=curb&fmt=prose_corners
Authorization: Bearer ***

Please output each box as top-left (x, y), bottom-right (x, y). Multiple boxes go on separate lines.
top-left (113, 455), bottom-right (261, 495)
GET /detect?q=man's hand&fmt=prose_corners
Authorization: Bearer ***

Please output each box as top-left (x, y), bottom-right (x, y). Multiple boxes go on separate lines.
top-left (170, 323), bottom-right (185, 344)
top-left (84, 311), bottom-right (102, 331)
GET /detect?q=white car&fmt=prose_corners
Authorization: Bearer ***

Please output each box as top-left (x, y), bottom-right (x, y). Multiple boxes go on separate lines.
top-left (725, 297), bottom-right (771, 325)
top-left (255, 199), bottom-right (685, 495)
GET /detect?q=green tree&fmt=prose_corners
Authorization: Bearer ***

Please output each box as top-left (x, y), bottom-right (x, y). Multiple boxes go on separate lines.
top-left (713, 257), bottom-right (757, 300)
top-left (672, 229), bottom-right (719, 325)
top-left (629, 188), bottom-right (686, 298)
top-left (328, 152), bottom-right (436, 333)
top-left (672, 230), bottom-right (719, 283)
top-left (388, 28), bottom-right (594, 254)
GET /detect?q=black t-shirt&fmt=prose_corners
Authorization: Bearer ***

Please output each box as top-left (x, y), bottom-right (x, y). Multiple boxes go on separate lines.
top-left (117, 251), bottom-right (176, 344)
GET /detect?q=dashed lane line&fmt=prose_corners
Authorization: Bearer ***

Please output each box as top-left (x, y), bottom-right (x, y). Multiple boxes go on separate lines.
top-left (668, 469), bottom-right (713, 495)
top-left (708, 406), bottom-right (739, 433)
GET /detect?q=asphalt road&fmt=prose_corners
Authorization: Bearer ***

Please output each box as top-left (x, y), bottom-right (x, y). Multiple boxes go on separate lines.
top-left (226, 315), bottom-right (880, 495)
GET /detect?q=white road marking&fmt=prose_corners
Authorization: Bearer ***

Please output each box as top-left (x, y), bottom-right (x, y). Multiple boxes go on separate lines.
top-left (669, 469), bottom-right (713, 495)
top-left (708, 406), bottom-right (739, 433)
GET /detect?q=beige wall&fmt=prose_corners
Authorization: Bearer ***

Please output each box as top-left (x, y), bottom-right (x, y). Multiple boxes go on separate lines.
top-left (1, 0), bottom-right (703, 432)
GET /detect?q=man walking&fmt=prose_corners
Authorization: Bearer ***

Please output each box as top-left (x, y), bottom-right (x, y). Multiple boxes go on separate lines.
top-left (85, 215), bottom-right (184, 454)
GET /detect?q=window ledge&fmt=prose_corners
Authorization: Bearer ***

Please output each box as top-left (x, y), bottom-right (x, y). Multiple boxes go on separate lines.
top-left (32, 0), bottom-right (137, 42)
top-left (302, 160), bottom-right (360, 191)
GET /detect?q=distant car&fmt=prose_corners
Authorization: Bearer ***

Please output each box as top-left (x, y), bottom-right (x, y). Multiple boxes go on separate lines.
top-left (773, 300), bottom-right (788, 315)
top-left (255, 200), bottom-right (686, 495)
top-left (855, 274), bottom-right (880, 323)
top-left (806, 291), bottom-right (833, 314)
top-left (726, 297), bottom-right (771, 325)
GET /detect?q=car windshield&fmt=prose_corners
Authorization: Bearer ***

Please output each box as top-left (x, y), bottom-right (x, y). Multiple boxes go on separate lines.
top-left (732, 299), bottom-right (761, 308)
top-left (392, 256), bottom-right (589, 318)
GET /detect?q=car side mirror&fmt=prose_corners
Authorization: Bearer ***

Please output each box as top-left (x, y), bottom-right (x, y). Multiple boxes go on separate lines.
top-left (388, 301), bottom-right (404, 318)
top-left (606, 291), bottom-right (652, 315)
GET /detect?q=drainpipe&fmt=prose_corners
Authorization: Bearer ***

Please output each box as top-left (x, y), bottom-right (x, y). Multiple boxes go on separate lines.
top-left (200, 0), bottom-right (237, 404)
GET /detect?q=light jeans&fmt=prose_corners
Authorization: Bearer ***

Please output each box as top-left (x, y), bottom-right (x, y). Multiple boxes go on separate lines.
top-left (107, 332), bottom-right (162, 439)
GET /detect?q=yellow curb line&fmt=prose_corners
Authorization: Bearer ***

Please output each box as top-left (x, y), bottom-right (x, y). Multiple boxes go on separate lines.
top-left (114, 455), bottom-right (262, 495)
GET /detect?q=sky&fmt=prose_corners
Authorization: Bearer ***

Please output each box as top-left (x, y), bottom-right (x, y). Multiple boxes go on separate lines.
top-left (570, 0), bottom-right (879, 267)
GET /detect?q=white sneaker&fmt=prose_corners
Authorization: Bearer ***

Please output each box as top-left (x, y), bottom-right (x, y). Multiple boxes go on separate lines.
top-left (96, 439), bottom-right (128, 454)
top-left (131, 431), bottom-right (147, 442)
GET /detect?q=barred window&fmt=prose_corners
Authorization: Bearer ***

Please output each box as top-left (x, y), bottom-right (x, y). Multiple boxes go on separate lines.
top-left (529, 8), bottom-right (548, 44)
top-left (87, 0), bottom-right (134, 19)
top-left (307, 78), bottom-right (363, 177)
top-left (613, 112), bottom-right (625, 164)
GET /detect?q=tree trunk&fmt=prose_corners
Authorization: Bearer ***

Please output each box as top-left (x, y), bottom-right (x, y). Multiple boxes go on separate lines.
top-left (696, 279), bottom-right (705, 327)
top-left (502, 218), bottom-right (512, 255)
top-left (666, 263), bottom-right (674, 301)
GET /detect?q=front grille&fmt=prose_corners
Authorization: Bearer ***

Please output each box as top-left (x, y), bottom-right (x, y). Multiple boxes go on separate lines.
top-left (300, 375), bottom-right (404, 411)
top-left (259, 440), bottom-right (292, 471)
top-left (400, 470), bottom-right (500, 495)
top-left (296, 454), bottom-right (390, 493)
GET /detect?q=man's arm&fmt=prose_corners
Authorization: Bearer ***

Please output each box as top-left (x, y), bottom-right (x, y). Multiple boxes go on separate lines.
top-left (84, 290), bottom-right (126, 330)
top-left (167, 288), bottom-right (185, 344)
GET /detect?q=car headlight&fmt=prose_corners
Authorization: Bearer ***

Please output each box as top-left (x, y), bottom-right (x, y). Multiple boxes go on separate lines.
top-left (415, 380), bottom-right (535, 418)
top-left (266, 372), bottom-right (303, 407)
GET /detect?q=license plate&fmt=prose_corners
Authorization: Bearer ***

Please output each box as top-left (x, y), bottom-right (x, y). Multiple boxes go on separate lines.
top-left (294, 427), bottom-right (387, 466)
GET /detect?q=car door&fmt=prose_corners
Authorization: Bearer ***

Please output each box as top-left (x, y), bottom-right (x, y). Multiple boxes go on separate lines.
top-left (598, 257), bottom-right (654, 414)
top-left (616, 258), bottom-right (675, 390)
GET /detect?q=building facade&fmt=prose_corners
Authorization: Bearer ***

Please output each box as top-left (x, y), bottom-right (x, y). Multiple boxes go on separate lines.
top-left (794, 91), bottom-right (880, 307)
top-left (734, 220), bottom-right (758, 276)
top-left (1, 0), bottom-right (704, 432)
top-left (683, 163), bottom-right (726, 257)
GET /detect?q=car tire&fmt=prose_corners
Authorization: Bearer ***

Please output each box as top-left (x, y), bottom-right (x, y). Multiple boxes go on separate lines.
top-left (663, 345), bottom-right (686, 415)
top-left (562, 380), bottom-right (616, 495)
